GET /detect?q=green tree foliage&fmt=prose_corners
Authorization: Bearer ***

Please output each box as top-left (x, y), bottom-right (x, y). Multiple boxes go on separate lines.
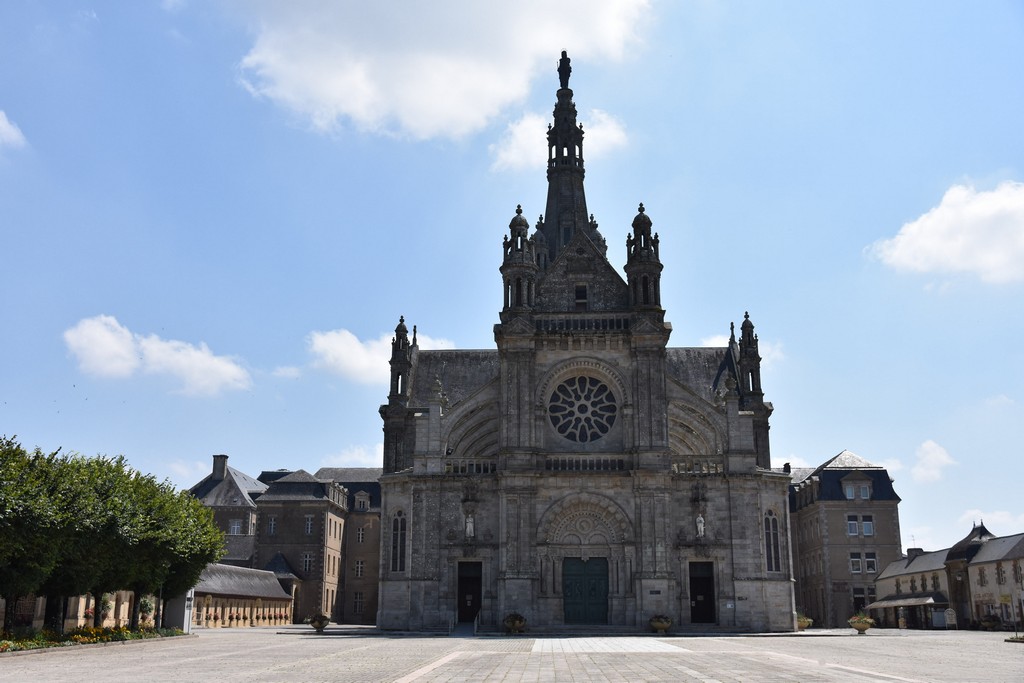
top-left (0, 436), bottom-right (224, 634)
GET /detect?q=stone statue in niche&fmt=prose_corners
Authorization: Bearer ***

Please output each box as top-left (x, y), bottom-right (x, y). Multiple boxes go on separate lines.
top-left (465, 514), bottom-right (475, 539)
top-left (696, 513), bottom-right (705, 538)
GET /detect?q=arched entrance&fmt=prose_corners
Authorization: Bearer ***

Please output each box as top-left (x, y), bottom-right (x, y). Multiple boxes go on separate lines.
top-left (537, 493), bottom-right (634, 625)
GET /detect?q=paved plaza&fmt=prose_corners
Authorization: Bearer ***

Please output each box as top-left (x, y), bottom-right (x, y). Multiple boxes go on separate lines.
top-left (1, 627), bottom-right (1021, 682)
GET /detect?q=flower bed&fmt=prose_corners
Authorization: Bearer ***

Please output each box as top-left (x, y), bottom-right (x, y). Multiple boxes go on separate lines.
top-left (0, 627), bottom-right (184, 653)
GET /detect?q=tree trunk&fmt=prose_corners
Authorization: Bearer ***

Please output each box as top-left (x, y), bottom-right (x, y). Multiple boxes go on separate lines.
top-left (129, 588), bottom-right (141, 630)
top-left (2, 596), bottom-right (17, 634)
top-left (43, 594), bottom-right (64, 634)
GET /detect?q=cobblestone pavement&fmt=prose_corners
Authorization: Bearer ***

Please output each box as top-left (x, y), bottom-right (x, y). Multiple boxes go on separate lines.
top-left (2, 627), bottom-right (1021, 682)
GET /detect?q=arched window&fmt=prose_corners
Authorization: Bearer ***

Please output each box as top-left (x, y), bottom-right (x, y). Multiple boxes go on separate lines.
top-left (764, 510), bottom-right (781, 572)
top-left (391, 510), bottom-right (407, 572)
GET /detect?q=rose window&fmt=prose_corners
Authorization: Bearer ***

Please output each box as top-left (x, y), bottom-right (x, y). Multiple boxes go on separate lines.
top-left (548, 376), bottom-right (617, 442)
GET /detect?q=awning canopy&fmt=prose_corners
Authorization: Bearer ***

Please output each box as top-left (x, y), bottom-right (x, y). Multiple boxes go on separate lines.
top-left (866, 593), bottom-right (948, 610)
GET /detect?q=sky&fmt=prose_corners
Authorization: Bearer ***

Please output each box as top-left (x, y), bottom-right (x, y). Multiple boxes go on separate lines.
top-left (2, 1), bottom-right (1023, 553)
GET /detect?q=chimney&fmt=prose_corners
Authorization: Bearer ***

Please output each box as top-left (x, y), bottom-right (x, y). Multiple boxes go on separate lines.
top-left (906, 548), bottom-right (925, 561)
top-left (212, 454), bottom-right (228, 481)
top-left (783, 462), bottom-right (791, 474)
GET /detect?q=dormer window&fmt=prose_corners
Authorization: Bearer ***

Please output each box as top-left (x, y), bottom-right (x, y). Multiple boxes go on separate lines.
top-left (355, 492), bottom-right (370, 511)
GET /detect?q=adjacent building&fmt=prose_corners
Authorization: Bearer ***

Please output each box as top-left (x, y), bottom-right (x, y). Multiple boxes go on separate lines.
top-left (871, 523), bottom-right (1024, 629)
top-left (188, 455), bottom-right (381, 624)
top-left (788, 451), bottom-right (903, 628)
top-left (376, 52), bottom-right (795, 633)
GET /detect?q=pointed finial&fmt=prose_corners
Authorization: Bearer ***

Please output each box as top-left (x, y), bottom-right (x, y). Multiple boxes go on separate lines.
top-left (412, 325), bottom-right (417, 345)
top-left (516, 204), bottom-right (523, 215)
top-left (638, 203), bottom-right (645, 213)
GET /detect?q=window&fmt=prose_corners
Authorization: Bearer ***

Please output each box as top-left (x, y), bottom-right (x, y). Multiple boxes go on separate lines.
top-left (354, 559), bottom-right (365, 578)
top-left (391, 511), bottom-right (407, 572)
top-left (860, 484), bottom-right (871, 500)
top-left (932, 573), bottom-right (940, 592)
top-left (910, 577), bottom-right (917, 592)
top-left (356, 527), bottom-right (365, 543)
top-left (267, 515), bottom-right (277, 536)
top-left (574, 284), bottom-right (588, 311)
top-left (862, 515), bottom-right (874, 536)
top-left (228, 519), bottom-right (242, 535)
top-left (764, 510), bottom-right (781, 572)
top-left (865, 552), bottom-right (877, 573)
top-left (996, 563), bottom-right (1006, 585)
top-left (895, 578), bottom-right (902, 595)
top-left (357, 498), bottom-right (368, 511)
top-left (302, 552), bottom-right (314, 573)
top-left (845, 484), bottom-right (855, 500)
top-left (1014, 561), bottom-right (1022, 584)
top-left (978, 567), bottom-right (988, 586)
top-left (353, 591), bottom-right (364, 615)
top-left (847, 515), bottom-right (859, 536)
top-left (849, 553), bottom-right (862, 574)
top-left (305, 515), bottom-right (314, 535)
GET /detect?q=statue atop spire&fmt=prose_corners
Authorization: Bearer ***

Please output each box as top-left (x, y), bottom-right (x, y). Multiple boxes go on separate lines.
top-left (558, 50), bottom-right (572, 89)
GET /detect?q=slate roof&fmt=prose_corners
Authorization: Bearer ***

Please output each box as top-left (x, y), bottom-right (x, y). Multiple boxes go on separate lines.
top-left (947, 522), bottom-right (998, 563)
top-left (410, 349), bottom-right (500, 407)
top-left (193, 563), bottom-right (291, 600)
top-left (876, 548), bottom-right (950, 580)
top-left (792, 450), bottom-right (901, 503)
top-left (262, 552), bottom-right (299, 580)
top-left (968, 532), bottom-right (1024, 563)
top-left (315, 468), bottom-right (383, 509)
top-left (816, 450), bottom-right (884, 471)
top-left (189, 466), bottom-right (267, 507)
top-left (314, 467), bottom-right (382, 483)
top-left (256, 469), bottom-right (340, 502)
top-left (665, 347), bottom-right (729, 404)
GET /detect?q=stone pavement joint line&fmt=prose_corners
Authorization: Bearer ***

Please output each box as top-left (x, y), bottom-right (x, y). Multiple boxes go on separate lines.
top-left (531, 637), bottom-right (682, 653)
top-left (393, 651), bottom-right (463, 683)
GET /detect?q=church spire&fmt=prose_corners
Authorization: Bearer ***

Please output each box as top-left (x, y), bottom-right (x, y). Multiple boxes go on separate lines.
top-left (538, 51), bottom-right (590, 263)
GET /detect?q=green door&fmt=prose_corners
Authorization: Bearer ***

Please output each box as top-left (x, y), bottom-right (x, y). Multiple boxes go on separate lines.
top-left (562, 557), bottom-right (609, 624)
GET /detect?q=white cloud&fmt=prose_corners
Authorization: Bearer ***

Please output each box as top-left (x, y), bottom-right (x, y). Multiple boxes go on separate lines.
top-left (490, 113), bottom-right (547, 171)
top-left (957, 509), bottom-right (1024, 535)
top-left (64, 315), bottom-right (251, 395)
top-left (232, 1), bottom-right (650, 140)
top-left (138, 335), bottom-right (251, 396)
top-left (167, 458), bottom-right (211, 482)
top-left (869, 181), bottom-right (1024, 284)
top-left (272, 366), bottom-right (302, 379)
top-left (490, 108), bottom-right (628, 172)
top-left (0, 111), bottom-right (27, 149)
top-left (320, 443), bottom-right (383, 468)
top-left (63, 315), bottom-right (140, 378)
top-left (582, 109), bottom-right (628, 159)
top-left (910, 439), bottom-right (956, 483)
top-left (309, 327), bottom-right (454, 385)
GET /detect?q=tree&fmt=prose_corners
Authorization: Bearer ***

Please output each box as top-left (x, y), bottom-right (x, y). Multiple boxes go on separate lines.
top-left (0, 437), bottom-right (63, 633)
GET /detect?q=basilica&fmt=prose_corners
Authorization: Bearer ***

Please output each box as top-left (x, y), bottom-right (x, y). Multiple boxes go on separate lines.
top-left (377, 53), bottom-right (796, 632)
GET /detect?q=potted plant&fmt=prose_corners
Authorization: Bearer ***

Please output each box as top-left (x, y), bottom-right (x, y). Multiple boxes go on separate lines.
top-left (796, 614), bottom-right (813, 631)
top-left (503, 612), bottom-right (527, 634)
top-left (649, 615), bottom-right (672, 634)
top-left (848, 612), bottom-right (874, 634)
top-left (308, 612), bottom-right (330, 633)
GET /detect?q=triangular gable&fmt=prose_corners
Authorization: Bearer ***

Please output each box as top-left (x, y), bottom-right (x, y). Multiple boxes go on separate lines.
top-left (535, 229), bottom-right (629, 312)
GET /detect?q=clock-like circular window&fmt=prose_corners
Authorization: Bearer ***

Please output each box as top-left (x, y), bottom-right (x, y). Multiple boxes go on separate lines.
top-left (548, 376), bottom-right (617, 442)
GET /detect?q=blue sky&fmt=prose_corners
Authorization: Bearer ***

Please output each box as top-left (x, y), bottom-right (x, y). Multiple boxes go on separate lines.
top-left (2, 1), bottom-right (1022, 552)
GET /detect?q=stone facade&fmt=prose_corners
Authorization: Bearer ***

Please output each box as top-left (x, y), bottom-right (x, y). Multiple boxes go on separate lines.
top-left (189, 456), bottom-right (381, 624)
top-left (788, 451), bottom-right (903, 627)
top-left (377, 53), bottom-right (795, 632)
